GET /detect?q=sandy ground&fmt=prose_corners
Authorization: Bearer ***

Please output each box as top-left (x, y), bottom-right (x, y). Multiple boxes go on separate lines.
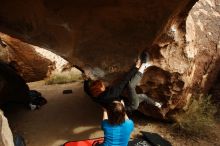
top-left (3, 81), bottom-right (220, 146)
top-left (4, 81), bottom-right (103, 146)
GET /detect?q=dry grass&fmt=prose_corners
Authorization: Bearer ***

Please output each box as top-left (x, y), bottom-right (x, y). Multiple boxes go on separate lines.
top-left (45, 71), bottom-right (82, 85)
top-left (172, 95), bottom-right (217, 137)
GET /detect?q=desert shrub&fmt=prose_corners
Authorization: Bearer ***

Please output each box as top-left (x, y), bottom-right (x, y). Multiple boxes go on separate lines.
top-left (45, 71), bottom-right (82, 85)
top-left (172, 95), bottom-right (217, 137)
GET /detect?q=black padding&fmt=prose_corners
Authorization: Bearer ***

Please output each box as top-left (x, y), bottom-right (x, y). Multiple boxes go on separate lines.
top-left (141, 131), bottom-right (172, 146)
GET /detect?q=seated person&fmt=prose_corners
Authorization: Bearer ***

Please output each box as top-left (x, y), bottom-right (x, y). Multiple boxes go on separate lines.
top-left (96, 101), bottom-right (134, 146)
top-left (83, 52), bottom-right (162, 111)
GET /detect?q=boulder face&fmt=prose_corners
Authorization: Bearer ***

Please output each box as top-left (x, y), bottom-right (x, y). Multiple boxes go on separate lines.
top-left (184, 0), bottom-right (220, 95)
top-left (0, 33), bottom-right (53, 82)
top-left (139, 0), bottom-right (220, 118)
top-left (0, 0), bottom-right (219, 118)
top-left (0, 110), bottom-right (15, 146)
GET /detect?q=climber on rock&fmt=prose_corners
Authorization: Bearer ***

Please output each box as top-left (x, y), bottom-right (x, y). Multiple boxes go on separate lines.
top-left (83, 51), bottom-right (162, 112)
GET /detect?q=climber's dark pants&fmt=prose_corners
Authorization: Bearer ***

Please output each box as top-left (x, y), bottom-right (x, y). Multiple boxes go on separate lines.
top-left (126, 71), bottom-right (156, 111)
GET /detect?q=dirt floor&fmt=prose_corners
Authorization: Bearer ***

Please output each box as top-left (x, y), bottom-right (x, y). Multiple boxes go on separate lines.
top-left (3, 81), bottom-right (220, 146)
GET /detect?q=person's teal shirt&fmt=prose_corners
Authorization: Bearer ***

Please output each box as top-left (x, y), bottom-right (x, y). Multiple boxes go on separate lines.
top-left (101, 119), bottom-right (134, 146)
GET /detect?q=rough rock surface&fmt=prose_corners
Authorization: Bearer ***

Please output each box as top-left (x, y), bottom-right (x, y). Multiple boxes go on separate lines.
top-left (139, 0), bottom-right (220, 118)
top-left (184, 0), bottom-right (220, 97)
top-left (0, 110), bottom-right (14, 146)
top-left (0, 0), bottom-right (196, 70)
top-left (0, 0), bottom-right (219, 119)
top-left (0, 33), bottom-right (52, 82)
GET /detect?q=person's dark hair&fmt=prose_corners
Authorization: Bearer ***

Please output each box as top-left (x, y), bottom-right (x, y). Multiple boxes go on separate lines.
top-left (90, 80), bottom-right (104, 97)
top-left (107, 101), bottom-right (125, 125)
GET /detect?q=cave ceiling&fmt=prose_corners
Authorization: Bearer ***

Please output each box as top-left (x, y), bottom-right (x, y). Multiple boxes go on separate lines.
top-left (0, 0), bottom-right (197, 73)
